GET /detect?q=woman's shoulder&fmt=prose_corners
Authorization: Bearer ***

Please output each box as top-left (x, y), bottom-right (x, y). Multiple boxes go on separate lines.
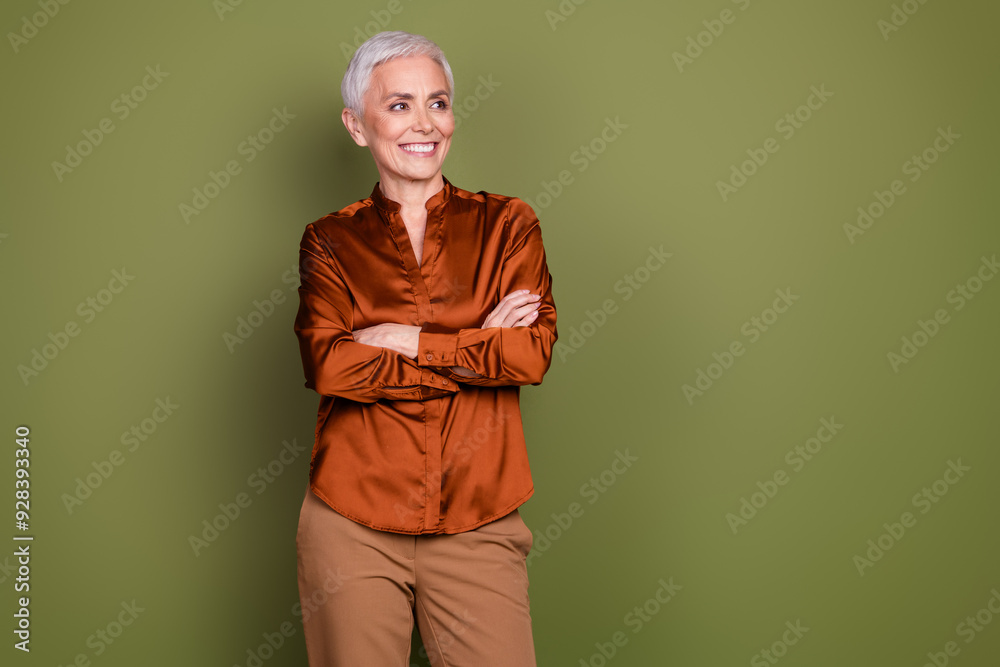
top-left (305, 194), bottom-right (380, 233)
top-left (448, 183), bottom-right (538, 219)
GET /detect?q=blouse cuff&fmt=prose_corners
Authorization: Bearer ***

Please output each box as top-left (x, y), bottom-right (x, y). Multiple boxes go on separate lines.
top-left (417, 323), bottom-right (459, 368)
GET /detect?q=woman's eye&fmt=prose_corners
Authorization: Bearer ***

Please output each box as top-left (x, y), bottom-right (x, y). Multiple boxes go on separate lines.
top-left (390, 102), bottom-right (407, 111)
top-left (432, 100), bottom-right (449, 109)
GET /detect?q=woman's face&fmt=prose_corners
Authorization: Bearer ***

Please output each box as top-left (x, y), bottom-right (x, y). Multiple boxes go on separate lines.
top-left (345, 55), bottom-right (455, 191)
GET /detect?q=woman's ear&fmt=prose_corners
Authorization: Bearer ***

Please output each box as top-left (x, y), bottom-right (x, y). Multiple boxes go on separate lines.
top-left (341, 108), bottom-right (369, 147)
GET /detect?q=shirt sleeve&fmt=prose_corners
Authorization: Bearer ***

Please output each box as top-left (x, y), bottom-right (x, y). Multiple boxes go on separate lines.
top-left (415, 198), bottom-right (558, 387)
top-left (293, 223), bottom-right (459, 403)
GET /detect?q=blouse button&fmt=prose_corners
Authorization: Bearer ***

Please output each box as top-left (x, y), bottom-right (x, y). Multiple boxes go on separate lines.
top-left (425, 353), bottom-right (433, 361)
top-left (442, 378), bottom-right (449, 385)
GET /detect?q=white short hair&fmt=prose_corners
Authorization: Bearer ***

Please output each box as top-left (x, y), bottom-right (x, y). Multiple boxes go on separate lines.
top-left (341, 31), bottom-right (455, 115)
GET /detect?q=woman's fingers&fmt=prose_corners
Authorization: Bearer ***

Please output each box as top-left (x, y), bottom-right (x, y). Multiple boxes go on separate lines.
top-left (516, 309), bottom-right (540, 327)
top-left (482, 290), bottom-right (541, 328)
top-left (504, 301), bottom-right (541, 327)
top-left (485, 292), bottom-right (534, 327)
top-left (351, 323), bottom-right (420, 358)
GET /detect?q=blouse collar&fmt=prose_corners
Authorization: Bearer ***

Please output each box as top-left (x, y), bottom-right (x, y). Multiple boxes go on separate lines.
top-left (370, 176), bottom-right (454, 213)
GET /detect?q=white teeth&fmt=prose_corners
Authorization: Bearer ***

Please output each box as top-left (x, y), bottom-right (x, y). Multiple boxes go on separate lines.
top-left (401, 143), bottom-right (434, 153)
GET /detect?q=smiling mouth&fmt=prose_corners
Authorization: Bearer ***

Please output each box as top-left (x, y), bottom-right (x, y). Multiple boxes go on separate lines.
top-left (399, 142), bottom-right (437, 154)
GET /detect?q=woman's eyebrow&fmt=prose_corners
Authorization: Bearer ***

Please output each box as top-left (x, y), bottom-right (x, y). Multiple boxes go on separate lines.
top-left (382, 90), bottom-right (450, 101)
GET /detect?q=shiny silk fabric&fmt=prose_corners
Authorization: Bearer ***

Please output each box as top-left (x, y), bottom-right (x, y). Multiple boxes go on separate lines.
top-left (294, 177), bottom-right (558, 534)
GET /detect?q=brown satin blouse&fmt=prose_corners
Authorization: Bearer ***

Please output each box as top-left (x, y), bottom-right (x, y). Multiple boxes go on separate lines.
top-left (293, 176), bottom-right (557, 534)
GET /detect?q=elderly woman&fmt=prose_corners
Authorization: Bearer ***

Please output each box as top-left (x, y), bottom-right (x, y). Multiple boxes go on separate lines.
top-left (293, 31), bottom-right (557, 666)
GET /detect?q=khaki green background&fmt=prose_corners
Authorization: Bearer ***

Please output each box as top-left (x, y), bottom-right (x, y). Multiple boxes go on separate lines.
top-left (3, 0), bottom-right (999, 664)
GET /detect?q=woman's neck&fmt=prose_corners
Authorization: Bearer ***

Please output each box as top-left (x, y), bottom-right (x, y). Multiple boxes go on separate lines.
top-left (378, 174), bottom-right (444, 212)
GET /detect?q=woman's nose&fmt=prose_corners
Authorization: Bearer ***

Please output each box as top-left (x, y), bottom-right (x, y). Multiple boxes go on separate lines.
top-left (411, 107), bottom-right (433, 132)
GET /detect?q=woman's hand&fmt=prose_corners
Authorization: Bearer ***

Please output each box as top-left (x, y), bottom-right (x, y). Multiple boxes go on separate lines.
top-left (351, 323), bottom-right (420, 359)
top-left (444, 290), bottom-right (540, 377)
top-left (480, 289), bottom-right (541, 329)
top-left (351, 290), bottom-right (541, 372)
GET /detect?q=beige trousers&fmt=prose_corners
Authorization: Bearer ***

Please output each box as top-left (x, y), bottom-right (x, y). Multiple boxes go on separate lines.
top-left (296, 487), bottom-right (537, 666)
